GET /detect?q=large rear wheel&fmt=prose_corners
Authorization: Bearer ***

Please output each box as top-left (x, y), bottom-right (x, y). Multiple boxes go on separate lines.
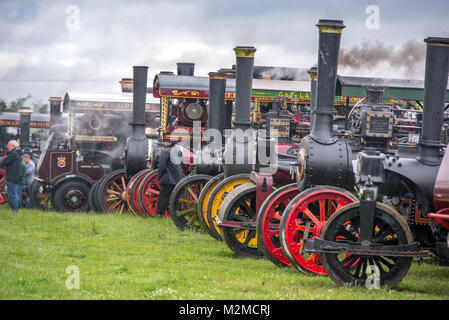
top-left (280, 186), bottom-right (357, 275)
top-left (96, 169), bottom-right (130, 214)
top-left (206, 174), bottom-right (251, 241)
top-left (137, 170), bottom-right (168, 218)
top-left (256, 183), bottom-right (299, 267)
top-left (30, 180), bottom-right (53, 210)
top-left (219, 182), bottom-right (264, 258)
top-left (320, 202), bottom-right (414, 289)
top-left (197, 173), bottom-right (224, 239)
top-left (169, 174), bottom-right (212, 231)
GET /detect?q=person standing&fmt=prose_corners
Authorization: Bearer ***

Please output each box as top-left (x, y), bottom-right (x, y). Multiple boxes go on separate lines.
top-left (22, 153), bottom-right (35, 208)
top-left (156, 142), bottom-right (184, 218)
top-left (0, 140), bottom-right (22, 211)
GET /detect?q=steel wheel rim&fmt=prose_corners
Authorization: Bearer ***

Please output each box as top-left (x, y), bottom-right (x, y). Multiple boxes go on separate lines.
top-left (257, 184), bottom-right (298, 267)
top-left (321, 202), bottom-right (414, 289)
top-left (138, 170), bottom-right (165, 217)
top-left (197, 174), bottom-right (224, 238)
top-left (126, 169), bottom-right (152, 217)
top-left (206, 175), bottom-right (251, 241)
top-left (101, 171), bottom-right (130, 214)
top-left (170, 176), bottom-right (211, 231)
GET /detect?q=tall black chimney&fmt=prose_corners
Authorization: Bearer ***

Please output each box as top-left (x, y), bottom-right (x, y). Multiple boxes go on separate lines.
top-left (19, 107), bottom-right (32, 149)
top-left (222, 46), bottom-right (257, 177)
top-left (417, 37), bottom-right (449, 165)
top-left (233, 46), bottom-right (256, 129)
top-left (208, 72), bottom-right (227, 144)
top-left (310, 20), bottom-right (345, 144)
top-left (307, 66), bottom-right (317, 128)
top-left (49, 97), bottom-right (62, 127)
top-left (177, 62), bottom-right (195, 76)
top-left (125, 66), bottom-right (149, 177)
top-left (119, 78), bottom-right (133, 92)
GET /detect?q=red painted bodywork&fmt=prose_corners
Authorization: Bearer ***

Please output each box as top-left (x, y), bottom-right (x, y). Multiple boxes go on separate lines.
top-left (433, 147), bottom-right (449, 212)
top-left (429, 147), bottom-right (449, 230)
top-left (37, 148), bottom-right (104, 184)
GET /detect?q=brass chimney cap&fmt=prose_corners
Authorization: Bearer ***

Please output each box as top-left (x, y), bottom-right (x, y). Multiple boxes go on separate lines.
top-left (48, 97), bottom-right (62, 104)
top-left (316, 19), bottom-right (345, 33)
top-left (18, 107), bottom-right (33, 114)
top-left (307, 67), bottom-right (318, 81)
top-left (424, 37), bottom-right (449, 47)
top-left (234, 46), bottom-right (257, 58)
top-left (208, 72), bottom-right (227, 80)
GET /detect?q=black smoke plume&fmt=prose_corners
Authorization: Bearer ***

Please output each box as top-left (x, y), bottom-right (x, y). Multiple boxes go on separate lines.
top-left (339, 39), bottom-right (425, 76)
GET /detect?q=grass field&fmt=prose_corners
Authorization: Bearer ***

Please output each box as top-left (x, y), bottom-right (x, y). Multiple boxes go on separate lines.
top-left (0, 207), bottom-right (448, 300)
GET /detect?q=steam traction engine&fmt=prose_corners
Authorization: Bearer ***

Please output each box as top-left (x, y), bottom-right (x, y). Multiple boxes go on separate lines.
top-left (270, 20), bottom-right (449, 289)
top-left (172, 46), bottom-right (309, 258)
top-left (122, 62), bottom-right (311, 219)
top-left (34, 83), bottom-right (160, 212)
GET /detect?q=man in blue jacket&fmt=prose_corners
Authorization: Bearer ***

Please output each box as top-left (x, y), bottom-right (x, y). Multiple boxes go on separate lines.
top-left (156, 141), bottom-right (184, 217)
top-left (0, 140), bottom-right (22, 211)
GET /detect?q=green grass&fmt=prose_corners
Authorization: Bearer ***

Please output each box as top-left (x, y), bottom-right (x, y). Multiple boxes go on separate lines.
top-left (0, 207), bottom-right (448, 300)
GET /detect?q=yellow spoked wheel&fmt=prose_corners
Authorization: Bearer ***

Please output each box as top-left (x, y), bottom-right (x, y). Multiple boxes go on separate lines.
top-left (197, 173), bottom-right (224, 239)
top-left (218, 182), bottom-right (264, 258)
top-left (206, 174), bottom-right (251, 241)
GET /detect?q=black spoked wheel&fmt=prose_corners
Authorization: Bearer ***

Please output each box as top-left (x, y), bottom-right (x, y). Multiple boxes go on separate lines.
top-left (88, 180), bottom-right (100, 213)
top-left (30, 180), bottom-right (54, 210)
top-left (53, 180), bottom-right (91, 212)
top-left (321, 202), bottom-right (414, 289)
top-left (169, 174), bottom-right (212, 231)
top-left (219, 182), bottom-right (264, 259)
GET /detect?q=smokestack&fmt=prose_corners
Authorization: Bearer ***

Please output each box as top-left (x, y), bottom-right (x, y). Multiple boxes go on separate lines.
top-left (125, 66), bottom-right (149, 177)
top-left (177, 62), bottom-right (195, 76)
top-left (417, 37), bottom-right (449, 165)
top-left (365, 86), bottom-right (384, 104)
top-left (233, 46), bottom-right (256, 129)
top-left (48, 97), bottom-right (62, 126)
top-left (310, 20), bottom-right (345, 144)
top-left (208, 72), bottom-right (227, 144)
top-left (307, 66), bottom-right (317, 127)
top-left (18, 107), bottom-right (32, 149)
top-left (119, 78), bottom-right (133, 92)
top-left (218, 68), bottom-right (236, 79)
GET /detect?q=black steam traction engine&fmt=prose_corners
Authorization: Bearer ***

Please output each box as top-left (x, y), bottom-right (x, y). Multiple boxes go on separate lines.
top-left (107, 63), bottom-right (313, 218)
top-left (32, 81), bottom-right (160, 213)
top-left (250, 20), bottom-right (449, 289)
top-left (0, 106), bottom-right (52, 205)
top-left (165, 55), bottom-right (316, 235)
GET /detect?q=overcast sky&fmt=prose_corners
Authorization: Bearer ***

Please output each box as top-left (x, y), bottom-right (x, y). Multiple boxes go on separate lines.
top-left (1, 0), bottom-right (449, 105)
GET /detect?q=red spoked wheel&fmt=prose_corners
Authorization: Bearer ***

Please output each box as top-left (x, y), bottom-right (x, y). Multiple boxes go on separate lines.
top-left (137, 170), bottom-right (169, 218)
top-left (126, 169), bottom-right (153, 217)
top-left (256, 183), bottom-right (299, 267)
top-left (280, 186), bottom-right (357, 275)
top-left (97, 169), bottom-right (130, 214)
top-left (0, 169), bottom-right (6, 204)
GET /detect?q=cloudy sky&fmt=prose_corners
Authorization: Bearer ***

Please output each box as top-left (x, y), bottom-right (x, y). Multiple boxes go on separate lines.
top-left (1, 0), bottom-right (449, 105)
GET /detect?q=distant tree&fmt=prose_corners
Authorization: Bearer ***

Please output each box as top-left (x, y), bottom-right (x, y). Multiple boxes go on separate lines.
top-left (4, 94), bottom-right (31, 112)
top-left (0, 95), bottom-right (49, 114)
top-left (35, 102), bottom-right (49, 114)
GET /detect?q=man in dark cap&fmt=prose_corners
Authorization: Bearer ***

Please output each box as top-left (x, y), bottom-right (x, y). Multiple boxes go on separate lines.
top-left (156, 141), bottom-right (184, 217)
top-left (0, 140), bottom-right (22, 211)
